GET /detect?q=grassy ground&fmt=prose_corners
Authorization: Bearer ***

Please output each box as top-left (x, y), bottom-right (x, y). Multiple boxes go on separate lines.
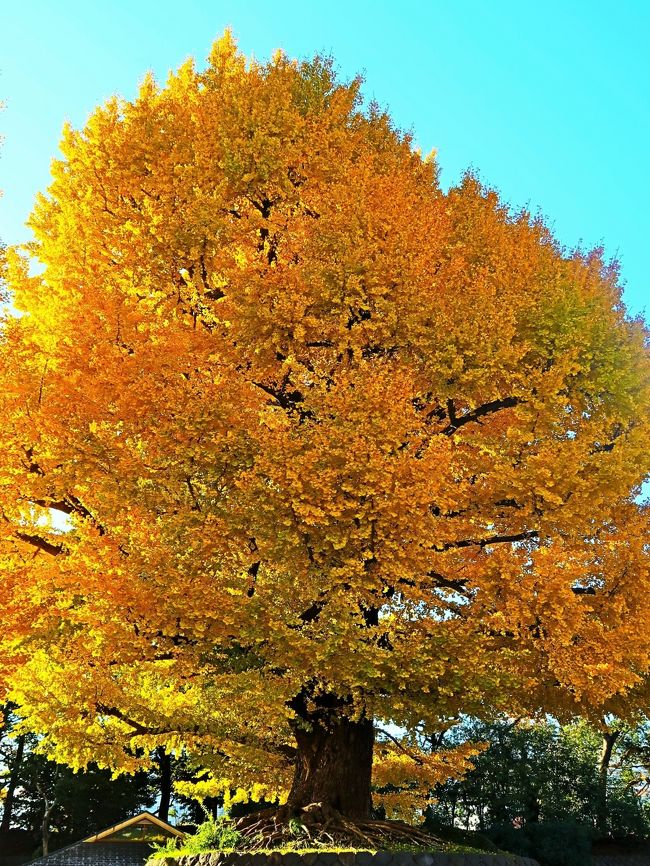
top-left (148, 834), bottom-right (500, 860)
top-left (147, 817), bottom-right (507, 861)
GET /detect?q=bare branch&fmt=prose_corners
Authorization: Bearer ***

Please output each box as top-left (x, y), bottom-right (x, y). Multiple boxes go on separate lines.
top-left (251, 381), bottom-right (316, 422)
top-left (427, 571), bottom-right (470, 593)
top-left (437, 529), bottom-right (539, 551)
top-left (441, 396), bottom-right (523, 436)
top-left (96, 704), bottom-right (168, 736)
top-left (13, 530), bottom-right (66, 556)
top-left (26, 495), bottom-right (105, 534)
top-left (375, 726), bottom-right (424, 765)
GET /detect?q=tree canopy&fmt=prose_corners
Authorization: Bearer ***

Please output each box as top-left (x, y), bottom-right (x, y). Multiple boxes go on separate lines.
top-left (427, 718), bottom-right (650, 836)
top-left (1, 33), bottom-right (649, 824)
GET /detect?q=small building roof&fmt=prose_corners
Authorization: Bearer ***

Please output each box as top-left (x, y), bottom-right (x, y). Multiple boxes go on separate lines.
top-left (33, 842), bottom-right (152, 866)
top-left (83, 813), bottom-right (183, 843)
top-left (30, 812), bottom-right (182, 866)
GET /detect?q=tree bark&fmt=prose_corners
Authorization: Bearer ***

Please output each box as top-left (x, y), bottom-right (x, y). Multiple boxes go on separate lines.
top-left (597, 728), bottom-right (620, 834)
top-left (600, 729), bottom-right (620, 781)
top-left (287, 691), bottom-right (374, 819)
top-left (41, 795), bottom-right (56, 857)
top-left (156, 747), bottom-right (172, 824)
top-left (0, 734), bottom-right (25, 833)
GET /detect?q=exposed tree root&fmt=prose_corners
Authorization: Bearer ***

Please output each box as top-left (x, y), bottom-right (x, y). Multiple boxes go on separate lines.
top-left (234, 803), bottom-right (443, 850)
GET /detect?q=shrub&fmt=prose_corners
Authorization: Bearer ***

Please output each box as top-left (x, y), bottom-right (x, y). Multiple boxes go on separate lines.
top-left (150, 817), bottom-right (243, 856)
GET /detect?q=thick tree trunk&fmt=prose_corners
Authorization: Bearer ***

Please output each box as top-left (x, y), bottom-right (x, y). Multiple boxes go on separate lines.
top-left (287, 691), bottom-right (374, 819)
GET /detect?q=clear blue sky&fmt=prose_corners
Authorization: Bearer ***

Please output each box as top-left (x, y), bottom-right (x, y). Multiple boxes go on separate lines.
top-left (1, 0), bottom-right (648, 321)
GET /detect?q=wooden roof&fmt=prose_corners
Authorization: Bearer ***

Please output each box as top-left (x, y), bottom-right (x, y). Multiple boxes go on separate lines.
top-left (83, 812), bottom-right (183, 843)
top-left (30, 813), bottom-right (182, 866)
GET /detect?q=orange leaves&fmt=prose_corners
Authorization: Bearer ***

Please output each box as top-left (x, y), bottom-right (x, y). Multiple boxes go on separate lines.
top-left (0, 32), bottom-right (649, 801)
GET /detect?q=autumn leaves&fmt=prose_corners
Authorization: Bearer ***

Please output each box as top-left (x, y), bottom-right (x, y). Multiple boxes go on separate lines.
top-left (0, 33), bottom-right (649, 818)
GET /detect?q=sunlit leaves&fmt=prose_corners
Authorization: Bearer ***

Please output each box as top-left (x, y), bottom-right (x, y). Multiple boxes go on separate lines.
top-left (0, 32), bottom-right (649, 809)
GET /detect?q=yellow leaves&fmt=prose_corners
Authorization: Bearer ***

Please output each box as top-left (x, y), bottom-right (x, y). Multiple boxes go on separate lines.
top-left (176, 778), bottom-right (288, 809)
top-left (372, 739), bottom-right (486, 821)
top-left (207, 29), bottom-right (245, 78)
top-left (137, 71), bottom-right (159, 102)
top-left (0, 31), bottom-right (649, 808)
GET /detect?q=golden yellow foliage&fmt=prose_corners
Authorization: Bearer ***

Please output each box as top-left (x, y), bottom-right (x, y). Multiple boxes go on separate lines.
top-left (1, 34), bottom-right (649, 816)
top-left (372, 738), bottom-right (486, 821)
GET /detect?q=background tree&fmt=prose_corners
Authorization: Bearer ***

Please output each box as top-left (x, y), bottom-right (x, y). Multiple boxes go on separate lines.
top-left (1, 710), bottom-right (156, 858)
top-left (426, 718), bottom-right (649, 838)
top-left (1, 708), bottom-right (194, 859)
top-left (1, 33), bottom-right (650, 843)
top-left (13, 752), bottom-right (155, 855)
top-left (0, 705), bottom-right (25, 835)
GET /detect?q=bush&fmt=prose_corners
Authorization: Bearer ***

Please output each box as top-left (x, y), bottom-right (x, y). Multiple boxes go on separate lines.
top-left (485, 821), bottom-right (592, 866)
top-left (151, 817), bottom-right (243, 856)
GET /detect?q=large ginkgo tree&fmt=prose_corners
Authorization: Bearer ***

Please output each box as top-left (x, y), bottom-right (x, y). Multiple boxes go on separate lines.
top-left (1, 33), bottom-right (649, 839)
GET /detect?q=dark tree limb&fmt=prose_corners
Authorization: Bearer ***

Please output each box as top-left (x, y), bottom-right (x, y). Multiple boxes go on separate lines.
top-left (26, 494), bottom-right (105, 534)
top-left (13, 531), bottom-right (66, 556)
top-left (441, 396), bottom-right (523, 436)
top-left (375, 726), bottom-right (424, 765)
top-left (251, 381), bottom-right (316, 422)
top-left (95, 703), bottom-right (295, 761)
top-left (427, 570), bottom-right (471, 593)
top-left (436, 529), bottom-right (539, 551)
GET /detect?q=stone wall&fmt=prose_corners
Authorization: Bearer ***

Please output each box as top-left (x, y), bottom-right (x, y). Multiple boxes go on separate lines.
top-left (150, 851), bottom-right (539, 866)
top-left (592, 858), bottom-right (650, 866)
